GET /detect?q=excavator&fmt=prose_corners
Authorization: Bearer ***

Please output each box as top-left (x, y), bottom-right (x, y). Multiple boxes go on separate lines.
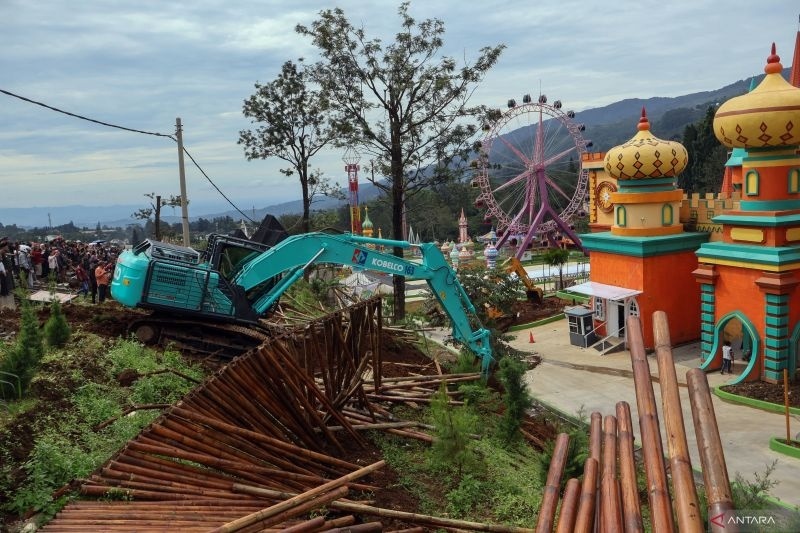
top-left (111, 230), bottom-right (494, 372)
top-left (503, 257), bottom-right (543, 303)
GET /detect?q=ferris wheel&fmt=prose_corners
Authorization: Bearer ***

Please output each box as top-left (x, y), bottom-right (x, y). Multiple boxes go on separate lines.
top-left (473, 94), bottom-right (590, 257)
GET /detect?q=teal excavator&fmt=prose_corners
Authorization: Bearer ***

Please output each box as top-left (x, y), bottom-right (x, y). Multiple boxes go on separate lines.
top-left (111, 225), bottom-right (493, 372)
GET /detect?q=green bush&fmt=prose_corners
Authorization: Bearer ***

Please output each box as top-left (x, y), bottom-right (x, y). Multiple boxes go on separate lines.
top-left (44, 298), bottom-right (71, 348)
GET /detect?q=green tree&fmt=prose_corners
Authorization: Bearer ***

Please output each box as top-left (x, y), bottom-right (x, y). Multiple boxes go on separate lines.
top-left (239, 60), bottom-right (341, 234)
top-left (44, 297), bottom-right (71, 348)
top-left (0, 293), bottom-right (44, 397)
top-left (542, 247), bottom-right (570, 290)
top-left (497, 356), bottom-right (531, 444)
top-left (131, 193), bottom-right (182, 241)
top-left (429, 384), bottom-right (477, 476)
top-left (682, 106), bottom-right (727, 194)
top-left (296, 2), bottom-right (505, 320)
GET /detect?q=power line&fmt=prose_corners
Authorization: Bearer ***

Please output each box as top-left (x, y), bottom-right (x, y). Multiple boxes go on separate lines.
top-left (1, 87), bottom-right (256, 223)
top-left (0, 88), bottom-right (174, 139)
top-left (180, 146), bottom-right (256, 223)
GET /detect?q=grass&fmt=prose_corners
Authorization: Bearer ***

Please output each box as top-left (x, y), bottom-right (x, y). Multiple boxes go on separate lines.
top-left (371, 383), bottom-right (546, 527)
top-left (0, 334), bottom-right (207, 524)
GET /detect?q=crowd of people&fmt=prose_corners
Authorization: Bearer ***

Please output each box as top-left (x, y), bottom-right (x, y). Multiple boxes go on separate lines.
top-left (0, 237), bottom-right (120, 304)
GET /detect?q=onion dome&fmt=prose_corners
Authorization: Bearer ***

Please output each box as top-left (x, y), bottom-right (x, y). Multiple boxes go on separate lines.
top-left (362, 207), bottom-right (374, 231)
top-left (714, 44), bottom-right (800, 149)
top-left (449, 244), bottom-right (460, 265)
top-left (484, 243), bottom-right (498, 260)
top-left (459, 245), bottom-right (472, 259)
top-left (440, 240), bottom-right (452, 254)
top-left (604, 108), bottom-right (688, 180)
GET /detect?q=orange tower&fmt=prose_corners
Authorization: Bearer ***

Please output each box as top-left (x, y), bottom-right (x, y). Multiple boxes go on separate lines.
top-left (694, 44), bottom-right (800, 383)
top-left (579, 109), bottom-right (709, 350)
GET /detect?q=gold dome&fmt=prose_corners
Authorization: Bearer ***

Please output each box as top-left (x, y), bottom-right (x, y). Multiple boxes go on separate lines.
top-left (714, 44), bottom-right (800, 149)
top-left (604, 108), bottom-right (688, 180)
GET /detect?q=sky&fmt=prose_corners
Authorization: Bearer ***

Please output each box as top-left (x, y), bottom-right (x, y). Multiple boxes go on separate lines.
top-left (1, 0), bottom-right (798, 217)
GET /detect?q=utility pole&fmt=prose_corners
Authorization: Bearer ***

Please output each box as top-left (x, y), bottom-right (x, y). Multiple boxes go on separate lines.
top-left (176, 118), bottom-right (190, 247)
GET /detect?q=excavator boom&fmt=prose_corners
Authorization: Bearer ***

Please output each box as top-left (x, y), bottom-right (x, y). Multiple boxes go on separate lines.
top-left (112, 232), bottom-right (493, 372)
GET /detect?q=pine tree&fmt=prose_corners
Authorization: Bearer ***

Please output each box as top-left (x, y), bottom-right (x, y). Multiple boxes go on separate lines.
top-left (0, 293), bottom-right (44, 397)
top-left (44, 296), bottom-right (71, 348)
top-left (497, 356), bottom-right (532, 444)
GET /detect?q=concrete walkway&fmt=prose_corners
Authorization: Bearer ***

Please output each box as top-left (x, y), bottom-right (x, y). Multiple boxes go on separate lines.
top-left (509, 318), bottom-right (800, 508)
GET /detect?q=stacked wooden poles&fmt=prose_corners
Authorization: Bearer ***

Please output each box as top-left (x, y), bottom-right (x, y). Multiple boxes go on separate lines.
top-left (687, 367), bottom-right (737, 532)
top-left (627, 315), bottom-right (675, 532)
top-left (653, 310), bottom-right (703, 532)
top-left (210, 460), bottom-right (385, 533)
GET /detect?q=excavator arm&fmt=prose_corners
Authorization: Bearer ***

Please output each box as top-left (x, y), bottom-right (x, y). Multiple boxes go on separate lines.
top-left (503, 257), bottom-right (543, 303)
top-left (233, 232), bottom-right (494, 372)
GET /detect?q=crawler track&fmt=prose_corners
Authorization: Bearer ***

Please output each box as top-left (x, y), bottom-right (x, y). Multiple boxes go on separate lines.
top-left (128, 315), bottom-right (285, 359)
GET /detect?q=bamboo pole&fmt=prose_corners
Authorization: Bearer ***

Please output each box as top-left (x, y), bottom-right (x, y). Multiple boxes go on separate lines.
top-left (555, 478), bottom-right (580, 533)
top-left (601, 415), bottom-right (622, 532)
top-left (573, 458), bottom-right (598, 533)
top-left (615, 401), bottom-right (643, 533)
top-left (233, 483), bottom-right (535, 533)
top-left (627, 315), bottom-right (675, 533)
top-left (209, 460), bottom-right (384, 533)
top-left (588, 411), bottom-right (602, 529)
top-left (653, 310), bottom-right (703, 532)
top-left (324, 522), bottom-right (383, 532)
top-left (785, 368), bottom-right (791, 443)
top-left (687, 368), bottom-right (736, 533)
top-left (275, 516), bottom-right (325, 532)
top-left (535, 432), bottom-right (570, 533)
top-left (239, 485), bottom-right (349, 531)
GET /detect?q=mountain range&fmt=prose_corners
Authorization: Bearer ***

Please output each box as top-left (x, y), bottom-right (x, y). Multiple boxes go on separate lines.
top-left (1, 70), bottom-right (773, 230)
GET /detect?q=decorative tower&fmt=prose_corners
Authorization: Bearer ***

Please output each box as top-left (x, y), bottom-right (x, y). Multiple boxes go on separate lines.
top-left (694, 44), bottom-right (800, 383)
top-left (458, 208), bottom-right (469, 244)
top-left (361, 207), bottom-right (374, 238)
top-left (485, 243), bottom-right (499, 269)
top-left (449, 243), bottom-right (460, 269)
top-left (580, 108), bottom-right (709, 350)
top-left (344, 148), bottom-right (361, 235)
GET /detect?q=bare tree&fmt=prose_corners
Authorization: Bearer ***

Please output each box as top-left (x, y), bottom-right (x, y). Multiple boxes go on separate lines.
top-left (131, 193), bottom-right (182, 241)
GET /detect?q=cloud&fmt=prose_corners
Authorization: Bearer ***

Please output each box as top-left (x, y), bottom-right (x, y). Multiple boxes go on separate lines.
top-left (1, 0), bottom-right (799, 212)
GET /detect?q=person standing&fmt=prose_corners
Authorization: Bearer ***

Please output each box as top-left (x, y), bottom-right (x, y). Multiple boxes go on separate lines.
top-left (74, 262), bottom-right (90, 298)
top-left (721, 340), bottom-right (733, 374)
top-left (95, 261), bottom-right (112, 303)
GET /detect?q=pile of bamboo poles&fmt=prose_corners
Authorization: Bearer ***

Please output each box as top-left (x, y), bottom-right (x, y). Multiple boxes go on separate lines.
top-left (41, 301), bottom-right (389, 532)
top-left (535, 312), bottom-right (735, 533)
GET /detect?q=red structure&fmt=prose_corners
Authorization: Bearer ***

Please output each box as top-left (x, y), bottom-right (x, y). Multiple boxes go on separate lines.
top-left (344, 148), bottom-right (361, 235)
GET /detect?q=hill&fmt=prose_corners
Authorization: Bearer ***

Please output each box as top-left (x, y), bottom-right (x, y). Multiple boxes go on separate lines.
top-left (1, 69), bottom-right (779, 229)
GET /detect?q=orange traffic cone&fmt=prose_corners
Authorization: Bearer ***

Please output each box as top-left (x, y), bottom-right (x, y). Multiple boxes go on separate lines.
top-left (529, 332), bottom-right (535, 343)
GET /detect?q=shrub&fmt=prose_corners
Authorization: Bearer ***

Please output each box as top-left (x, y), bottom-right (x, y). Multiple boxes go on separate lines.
top-left (44, 297), bottom-right (71, 348)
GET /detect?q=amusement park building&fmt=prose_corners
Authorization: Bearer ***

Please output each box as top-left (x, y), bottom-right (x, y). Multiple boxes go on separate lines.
top-left (580, 37), bottom-right (800, 384)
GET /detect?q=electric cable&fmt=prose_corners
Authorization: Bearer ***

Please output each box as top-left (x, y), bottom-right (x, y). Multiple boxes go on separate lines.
top-left (2, 87), bottom-right (256, 223)
top-left (1, 88), bottom-right (174, 139)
